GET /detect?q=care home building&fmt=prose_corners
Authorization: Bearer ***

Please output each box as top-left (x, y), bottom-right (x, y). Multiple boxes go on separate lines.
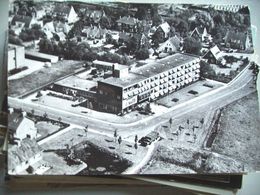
top-left (97, 53), bottom-right (201, 114)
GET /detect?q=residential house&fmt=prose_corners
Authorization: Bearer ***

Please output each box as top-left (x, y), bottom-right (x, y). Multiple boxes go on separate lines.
top-left (52, 4), bottom-right (79, 24)
top-left (157, 35), bottom-right (182, 53)
top-left (8, 44), bottom-right (25, 71)
top-left (8, 110), bottom-right (37, 145)
top-left (116, 16), bottom-right (140, 33)
top-left (53, 32), bottom-right (67, 42)
top-left (85, 10), bottom-right (106, 24)
top-left (8, 138), bottom-right (42, 174)
top-left (203, 45), bottom-right (225, 65)
top-left (31, 5), bottom-right (46, 20)
top-left (190, 27), bottom-right (212, 43)
top-left (224, 31), bottom-right (252, 50)
top-left (42, 21), bottom-right (71, 40)
top-left (153, 22), bottom-right (171, 43)
top-left (82, 25), bottom-right (108, 40)
top-left (11, 15), bottom-right (32, 35)
top-left (211, 5), bottom-right (246, 13)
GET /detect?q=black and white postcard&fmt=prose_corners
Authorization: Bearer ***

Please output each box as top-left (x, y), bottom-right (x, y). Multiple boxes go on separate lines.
top-left (7, 0), bottom-right (259, 175)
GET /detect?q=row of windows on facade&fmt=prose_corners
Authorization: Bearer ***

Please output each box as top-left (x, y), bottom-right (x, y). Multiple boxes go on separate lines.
top-left (123, 75), bottom-right (199, 100)
top-left (123, 68), bottom-right (200, 93)
top-left (123, 63), bottom-right (200, 92)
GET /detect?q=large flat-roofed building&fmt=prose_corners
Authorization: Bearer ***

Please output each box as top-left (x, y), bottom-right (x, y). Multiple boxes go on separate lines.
top-left (51, 75), bottom-right (97, 98)
top-left (97, 53), bottom-right (201, 113)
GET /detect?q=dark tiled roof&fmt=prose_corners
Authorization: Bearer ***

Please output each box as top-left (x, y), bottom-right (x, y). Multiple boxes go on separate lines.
top-left (116, 16), bottom-right (139, 26)
top-left (8, 112), bottom-right (24, 133)
top-left (11, 15), bottom-right (32, 28)
top-left (224, 31), bottom-right (247, 45)
top-left (8, 138), bottom-right (42, 171)
top-left (53, 4), bottom-right (71, 15)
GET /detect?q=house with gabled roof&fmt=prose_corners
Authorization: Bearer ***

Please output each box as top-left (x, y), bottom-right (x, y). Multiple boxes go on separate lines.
top-left (8, 110), bottom-right (37, 146)
top-left (85, 10), bottom-right (106, 24)
top-left (203, 45), bottom-right (225, 64)
top-left (224, 30), bottom-right (252, 50)
top-left (116, 16), bottom-right (140, 33)
top-left (8, 138), bottom-right (42, 175)
top-left (11, 15), bottom-right (43, 35)
top-left (157, 35), bottom-right (182, 53)
top-left (153, 22), bottom-right (171, 43)
top-left (53, 4), bottom-right (79, 24)
top-left (82, 25), bottom-right (108, 40)
top-left (190, 27), bottom-right (212, 43)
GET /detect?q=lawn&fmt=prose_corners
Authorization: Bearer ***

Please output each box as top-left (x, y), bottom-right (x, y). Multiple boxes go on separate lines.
top-left (35, 121), bottom-right (61, 140)
top-left (8, 60), bottom-right (83, 97)
top-left (211, 92), bottom-right (260, 171)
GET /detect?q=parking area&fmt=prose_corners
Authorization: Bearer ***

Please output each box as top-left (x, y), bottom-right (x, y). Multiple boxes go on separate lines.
top-left (157, 80), bottom-right (224, 108)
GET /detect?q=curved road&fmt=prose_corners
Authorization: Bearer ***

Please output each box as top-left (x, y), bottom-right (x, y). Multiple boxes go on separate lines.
top-left (8, 66), bottom-right (255, 138)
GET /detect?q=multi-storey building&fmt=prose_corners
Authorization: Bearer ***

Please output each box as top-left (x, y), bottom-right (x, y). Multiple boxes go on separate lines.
top-left (97, 53), bottom-right (201, 114)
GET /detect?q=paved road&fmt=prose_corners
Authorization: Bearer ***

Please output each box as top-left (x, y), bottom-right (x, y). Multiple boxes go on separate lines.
top-left (8, 66), bottom-right (255, 139)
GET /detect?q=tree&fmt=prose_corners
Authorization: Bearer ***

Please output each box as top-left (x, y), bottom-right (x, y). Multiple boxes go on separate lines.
top-left (183, 37), bottom-right (202, 55)
top-left (169, 118), bottom-right (173, 128)
top-left (134, 142), bottom-right (138, 154)
top-left (135, 135), bottom-right (138, 143)
top-left (135, 47), bottom-right (149, 60)
top-left (100, 16), bottom-right (112, 29)
top-left (43, 112), bottom-right (48, 120)
top-left (126, 36), bottom-right (139, 54)
top-left (36, 91), bottom-right (42, 98)
top-left (200, 61), bottom-right (216, 79)
top-left (9, 34), bottom-right (23, 45)
top-left (213, 14), bottom-right (225, 26)
top-left (84, 125), bottom-right (88, 135)
top-left (200, 118), bottom-right (204, 125)
top-left (144, 103), bottom-right (152, 113)
top-left (58, 117), bottom-right (62, 123)
top-left (31, 109), bottom-right (35, 115)
top-left (114, 129), bottom-right (118, 142)
top-left (118, 136), bottom-right (122, 147)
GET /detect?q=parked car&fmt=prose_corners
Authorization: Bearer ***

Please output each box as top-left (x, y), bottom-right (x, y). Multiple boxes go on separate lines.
top-left (138, 132), bottom-right (160, 146)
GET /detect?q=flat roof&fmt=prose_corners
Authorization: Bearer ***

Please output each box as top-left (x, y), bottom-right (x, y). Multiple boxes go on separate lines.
top-left (25, 51), bottom-right (59, 59)
top-left (8, 44), bottom-right (23, 50)
top-left (55, 75), bottom-right (97, 91)
top-left (99, 53), bottom-right (199, 88)
top-left (130, 53), bottom-right (199, 77)
top-left (99, 72), bottom-right (146, 88)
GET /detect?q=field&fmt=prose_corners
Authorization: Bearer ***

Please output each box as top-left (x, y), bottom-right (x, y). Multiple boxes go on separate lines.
top-left (8, 60), bottom-right (83, 97)
top-left (212, 92), bottom-right (260, 171)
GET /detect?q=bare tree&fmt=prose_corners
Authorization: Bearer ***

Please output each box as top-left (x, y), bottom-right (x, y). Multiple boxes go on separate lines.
top-left (118, 136), bottom-right (122, 148)
top-left (84, 125), bottom-right (89, 138)
top-left (134, 142), bottom-right (138, 154)
top-left (169, 118), bottom-right (173, 129)
top-left (114, 129), bottom-right (118, 142)
top-left (135, 135), bottom-right (138, 143)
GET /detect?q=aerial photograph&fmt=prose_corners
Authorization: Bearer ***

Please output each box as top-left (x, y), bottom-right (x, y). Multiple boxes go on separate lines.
top-left (7, 0), bottom-right (260, 175)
